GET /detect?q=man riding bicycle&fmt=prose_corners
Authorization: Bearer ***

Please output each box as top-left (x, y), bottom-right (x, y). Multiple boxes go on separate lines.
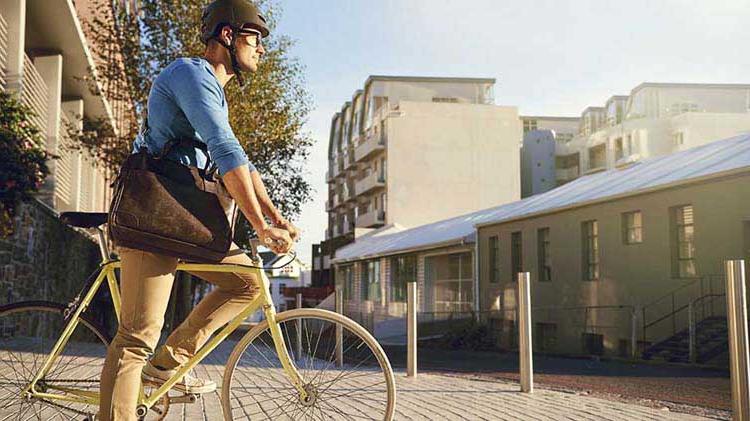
top-left (98, 1), bottom-right (298, 419)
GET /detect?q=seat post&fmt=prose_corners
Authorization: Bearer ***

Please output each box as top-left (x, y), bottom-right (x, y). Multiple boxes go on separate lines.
top-left (96, 228), bottom-right (110, 261)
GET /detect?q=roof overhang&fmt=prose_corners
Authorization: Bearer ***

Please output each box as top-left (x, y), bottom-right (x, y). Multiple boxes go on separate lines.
top-left (25, 0), bottom-right (115, 127)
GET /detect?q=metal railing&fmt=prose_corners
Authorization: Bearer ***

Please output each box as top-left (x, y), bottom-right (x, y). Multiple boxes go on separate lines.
top-left (0, 13), bottom-right (8, 91)
top-left (642, 274), bottom-right (723, 342)
top-left (21, 54), bottom-right (49, 135)
top-left (54, 113), bottom-right (75, 208)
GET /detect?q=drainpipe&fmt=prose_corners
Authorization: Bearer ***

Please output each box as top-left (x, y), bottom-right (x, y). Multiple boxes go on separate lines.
top-left (473, 230), bottom-right (480, 322)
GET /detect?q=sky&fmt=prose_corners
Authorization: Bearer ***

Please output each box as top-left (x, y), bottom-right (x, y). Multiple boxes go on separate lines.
top-left (273, 0), bottom-right (750, 265)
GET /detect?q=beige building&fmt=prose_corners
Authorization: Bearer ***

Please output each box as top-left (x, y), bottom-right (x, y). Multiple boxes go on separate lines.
top-left (314, 75), bottom-right (522, 287)
top-left (523, 83), bottom-right (750, 196)
top-left (0, 0), bottom-right (128, 213)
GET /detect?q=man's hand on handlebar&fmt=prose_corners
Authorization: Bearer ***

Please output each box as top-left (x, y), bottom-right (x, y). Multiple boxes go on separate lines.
top-left (259, 226), bottom-right (293, 254)
top-left (275, 218), bottom-right (300, 242)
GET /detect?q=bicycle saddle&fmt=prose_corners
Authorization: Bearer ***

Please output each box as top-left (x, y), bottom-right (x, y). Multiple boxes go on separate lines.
top-left (60, 212), bottom-right (108, 228)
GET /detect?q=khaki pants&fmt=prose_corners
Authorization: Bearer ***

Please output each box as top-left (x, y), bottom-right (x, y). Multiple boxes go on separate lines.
top-left (98, 244), bottom-right (260, 421)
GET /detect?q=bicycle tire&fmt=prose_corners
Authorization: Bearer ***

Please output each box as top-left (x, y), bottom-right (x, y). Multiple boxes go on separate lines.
top-left (0, 301), bottom-right (110, 419)
top-left (221, 308), bottom-right (396, 421)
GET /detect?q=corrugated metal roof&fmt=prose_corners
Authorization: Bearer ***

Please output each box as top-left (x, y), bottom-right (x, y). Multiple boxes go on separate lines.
top-left (333, 133), bottom-right (750, 263)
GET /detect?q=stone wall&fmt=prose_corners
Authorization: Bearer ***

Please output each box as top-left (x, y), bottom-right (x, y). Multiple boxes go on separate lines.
top-left (0, 199), bottom-right (113, 333)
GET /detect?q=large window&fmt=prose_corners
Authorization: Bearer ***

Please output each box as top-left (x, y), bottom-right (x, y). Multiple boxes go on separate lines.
top-left (361, 260), bottom-right (382, 302)
top-left (622, 211), bottom-right (643, 244)
top-left (489, 236), bottom-right (500, 283)
top-left (390, 255), bottom-right (416, 302)
top-left (537, 228), bottom-right (551, 282)
top-left (424, 252), bottom-right (473, 312)
top-left (511, 231), bottom-right (523, 279)
top-left (582, 220), bottom-right (599, 281)
top-left (673, 205), bottom-right (696, 277)
top-left (340, 265), bottom-right (355, 300)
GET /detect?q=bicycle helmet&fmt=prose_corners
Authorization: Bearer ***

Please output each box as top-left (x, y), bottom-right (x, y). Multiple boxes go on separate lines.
top-left (201, 0), bottom-right (270, 87)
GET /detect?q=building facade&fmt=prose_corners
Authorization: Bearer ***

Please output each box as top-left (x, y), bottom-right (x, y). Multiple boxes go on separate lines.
top-left (523, 83), bottom-right (750, 196)
top-left (313, 75), bottom-right (522, 289)
top-left (0, 0), bottom-right (130, 214)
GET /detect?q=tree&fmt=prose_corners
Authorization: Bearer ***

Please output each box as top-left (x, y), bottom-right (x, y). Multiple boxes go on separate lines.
top-left (0, 92), bottom-right (50, 236)
top-left (78, 0), bottom-right (313, 245)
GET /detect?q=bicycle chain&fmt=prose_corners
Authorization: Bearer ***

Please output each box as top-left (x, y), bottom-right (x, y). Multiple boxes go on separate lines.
top-left (36, 397), bottom-right (93, 417)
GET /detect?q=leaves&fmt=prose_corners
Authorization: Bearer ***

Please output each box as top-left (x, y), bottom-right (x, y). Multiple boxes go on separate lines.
top-left (74, 0), bottom-right (313, 248)
top-left (0, 92), bottom-right (50, 236)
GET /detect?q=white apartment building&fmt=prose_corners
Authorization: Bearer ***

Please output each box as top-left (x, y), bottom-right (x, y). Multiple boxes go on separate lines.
top-left (520, 116), bottom-right (579, 198)
top-left (523, 83), bottom-right (750, 196)
top-left (315, 75), bottom-right (522, 284)
top-left (0, 0), bottom-right (125, 213)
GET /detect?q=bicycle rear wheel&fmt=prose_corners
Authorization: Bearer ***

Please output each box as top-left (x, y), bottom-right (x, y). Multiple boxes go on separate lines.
top-left (221, 308), bottom-right (396, 420)
top-left (0, 301), bottom-right (109, 420)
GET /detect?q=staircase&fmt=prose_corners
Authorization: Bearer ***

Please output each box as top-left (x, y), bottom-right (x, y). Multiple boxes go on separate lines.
top-left (642, 316), bottom-right (728, 364)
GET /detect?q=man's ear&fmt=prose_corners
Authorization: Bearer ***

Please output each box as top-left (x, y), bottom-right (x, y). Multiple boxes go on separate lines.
top-left (219, 25), bottom-right (234, 45)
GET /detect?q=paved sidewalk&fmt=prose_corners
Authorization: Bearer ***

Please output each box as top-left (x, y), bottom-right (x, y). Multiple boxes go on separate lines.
top-left (185, 349), bottom-right (713, 421)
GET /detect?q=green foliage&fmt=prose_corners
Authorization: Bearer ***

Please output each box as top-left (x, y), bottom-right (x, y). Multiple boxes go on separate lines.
top-left (0, 92), bottom-right (50, 236)
top-left (79, 0), bottom-right (313, 247)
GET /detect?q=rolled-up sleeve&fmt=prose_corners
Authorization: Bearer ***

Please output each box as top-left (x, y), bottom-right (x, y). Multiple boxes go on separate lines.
top-left (169, 63), bottom-right (256, 175)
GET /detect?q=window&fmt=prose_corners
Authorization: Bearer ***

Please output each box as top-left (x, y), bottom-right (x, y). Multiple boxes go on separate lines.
top-left (523, 119), bottom-right (538, 133)
top-left (511, 231), bottom-right (523, 278)
top-left (588, 144), bottom-right (606, 170)
top-left (424, 252), bottom-right (473, 312)
top-left (614, 137), bottom-right (624, 160)
top-left (340, 265), bottom-right (355, 300)
top-left (537, 228), bottom-right (551, 282)
top-left (432, 97), bottom-right (459, 103)
top-left (360, 260), bottom-right (381, 302)
top-left (279, 283), bottom-right (287, 295)
top-left (489, 236), bottom-right (500, 283)
top-left (672, 205), bottom-right (697, 277)
top-left (622, 211), bottom-right (643, 244)
top-left (582, 332), bottom-right (604, 355)
top-left (390, 255), bottom-right (416, 302)
top-left (534, 322), bottom-right (557, 352)
top-left (673, 132), bottom-right (684, 146)
top-left (582, 220), bottom-right (599, 281)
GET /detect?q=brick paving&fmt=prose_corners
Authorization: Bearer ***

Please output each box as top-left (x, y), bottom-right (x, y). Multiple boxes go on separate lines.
top-left (0, 341), bottom-right (720, 420)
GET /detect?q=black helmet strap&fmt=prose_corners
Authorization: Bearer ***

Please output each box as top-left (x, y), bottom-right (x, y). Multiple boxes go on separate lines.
top-left (215, 26), bottom-right (246, 88)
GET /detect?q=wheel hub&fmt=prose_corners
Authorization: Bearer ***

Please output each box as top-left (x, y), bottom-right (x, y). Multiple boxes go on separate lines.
top-left (298, 383), bottom-right (318, 407)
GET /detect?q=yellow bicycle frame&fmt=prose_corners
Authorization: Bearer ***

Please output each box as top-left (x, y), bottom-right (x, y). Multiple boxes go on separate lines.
top-left (22, 253), bottom-right (307, 410)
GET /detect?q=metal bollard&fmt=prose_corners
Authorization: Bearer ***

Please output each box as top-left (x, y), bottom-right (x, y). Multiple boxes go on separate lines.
top-left (335, 289), bottom-right (343, 368)
top-left (296, 293), bottom-right (302, 361)
top-left (518, 272), bottom-right (533, 393)
top-left (407, 281), bottom-right (418, 378)
top-left (725, 260), bottom-right (750, 420)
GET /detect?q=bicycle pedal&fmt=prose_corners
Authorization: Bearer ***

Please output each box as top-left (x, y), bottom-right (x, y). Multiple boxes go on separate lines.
top-left (169, 393), bottom-right (199, 404)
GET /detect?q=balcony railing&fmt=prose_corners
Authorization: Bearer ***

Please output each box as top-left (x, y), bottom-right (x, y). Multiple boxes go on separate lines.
top-left (21, 54), bottom-right (48, 135)
top-left (345, 183), bottom-right (357, 202)
top-left (344, 146), bottom-right (357, 170)
top-left (0, 14), bottom-right (8, 90)
top-left (356, 210), bottom-right (385, 229)
top-left (355, 172), bottom-right (386, 197)
top-left (55, 113), bottom-right (75, 209)
top-left (555, 167), bottom-right (579, 182)
top-left (354, 128), bottom-right (386, 162)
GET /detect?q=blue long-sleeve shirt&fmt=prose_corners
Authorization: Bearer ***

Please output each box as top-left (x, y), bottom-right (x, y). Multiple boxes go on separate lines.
top-left (132, 57), bottom-right (256, 175)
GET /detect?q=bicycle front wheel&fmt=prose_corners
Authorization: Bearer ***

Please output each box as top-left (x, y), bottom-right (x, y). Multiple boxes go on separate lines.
top-left (0, 301), bottom-right (110, 420)
top-left (221, 308), bottom-right (396, 420)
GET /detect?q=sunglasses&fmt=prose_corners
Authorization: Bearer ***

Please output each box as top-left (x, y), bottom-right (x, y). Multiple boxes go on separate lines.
top-left (237, 28), bottom-right (263, 48)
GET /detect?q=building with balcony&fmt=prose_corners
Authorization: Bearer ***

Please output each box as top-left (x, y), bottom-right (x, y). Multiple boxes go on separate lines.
top-left (523, 83), bottom-right (750, 197)
top-left (520, 116), bottom-right (580, 198)
top-left (313, 75), bottom-right (521, 295)
top-left (0, 0), bottom-right (132, 214)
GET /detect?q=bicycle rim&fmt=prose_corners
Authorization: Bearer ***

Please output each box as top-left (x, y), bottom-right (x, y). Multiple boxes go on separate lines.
top-left (0, 302), bottom-right (109, 420)
top-left (222, 308), bottom-right (396, 421)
